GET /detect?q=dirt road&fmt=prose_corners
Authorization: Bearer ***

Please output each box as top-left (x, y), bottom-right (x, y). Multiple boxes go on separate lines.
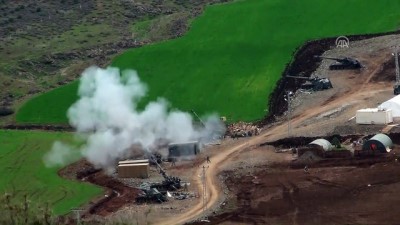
top-left (159, 141), bottom-right (250, 225)
top-left (161, 98), bottom-right (362, 224)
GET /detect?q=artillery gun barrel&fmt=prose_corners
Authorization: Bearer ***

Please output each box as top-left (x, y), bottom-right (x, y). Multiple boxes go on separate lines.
top-left (146, 152), bottom-right (168, 179)
top-left (154, 159), bottom-right (168, 179)
top-left (191, 110), bottom-right (205, 126)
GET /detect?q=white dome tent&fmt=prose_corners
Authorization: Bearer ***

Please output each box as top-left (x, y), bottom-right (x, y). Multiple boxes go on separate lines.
top-left (379, 95), bottom-right (400, 120)
top-left (308, 139), bottom-right (333, 151)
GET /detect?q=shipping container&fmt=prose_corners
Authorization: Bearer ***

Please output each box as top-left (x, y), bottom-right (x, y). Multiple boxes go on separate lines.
top-left (356, 108), bottom-right (393, 125)
top-left (118, 159), bottom-right (149, 165)
top-left (117, 163), bottom-right (149, 178)
top-left (168, 141), bottom-right (199, 161)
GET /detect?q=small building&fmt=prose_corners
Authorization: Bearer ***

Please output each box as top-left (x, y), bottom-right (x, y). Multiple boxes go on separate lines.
top-left (117, 160), bottom-right (149, 178)
top-left (362, 133), bottom-right (393, 153)
top-left (356, 108), bottom-right (393, 125)
top-left (118, 159), bottom-right (149, 165)
top-left (168, 141), bottom-right (199, 161)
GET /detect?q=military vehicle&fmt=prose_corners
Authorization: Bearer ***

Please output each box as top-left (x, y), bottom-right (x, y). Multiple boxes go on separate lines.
top-left (152, 161), bottom-right (182, 191)
top-left (149, 152), bottom-right (163, 165)
top-left (151, 176), bottom-right (182, 191)
top-left (136, 158), bottom-right (182, 203)
top-left (315, 56), bottom-right (362, 70)
top-left (136, 186), bottom-right (167, 203)
top-left (286, 75), bottom-right (333, 91)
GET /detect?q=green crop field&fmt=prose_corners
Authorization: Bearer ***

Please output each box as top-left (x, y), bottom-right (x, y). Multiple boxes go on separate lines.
top-left (16, 0), bottom-right (400, 124)
top-left (0, 130), bottom-right (102, 215)
top-left (16, 82), bottom-right (79, 124)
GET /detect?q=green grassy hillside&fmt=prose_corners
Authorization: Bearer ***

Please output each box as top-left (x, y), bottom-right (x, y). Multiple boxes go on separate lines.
top-left (17, 82), bottom-right (78, 124)
top-left (0, 130), bottom-right (102, 215)
top-left (17, 0), bottom-right (400, 123)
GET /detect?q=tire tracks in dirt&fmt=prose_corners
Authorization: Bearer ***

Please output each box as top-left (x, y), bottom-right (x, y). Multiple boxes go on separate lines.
top-left (160, 142), bottom-right (250, 225)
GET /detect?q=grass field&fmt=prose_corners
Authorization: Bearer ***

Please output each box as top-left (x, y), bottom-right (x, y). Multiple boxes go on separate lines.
top-left (16, 82), bottom-right (79, 124)
top-left (16, 0), bottom-right (400, 123)
top-left (0, 130), bottom-right (102, 215)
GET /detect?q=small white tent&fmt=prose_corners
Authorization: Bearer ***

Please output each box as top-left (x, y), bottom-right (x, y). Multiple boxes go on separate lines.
top-left (379, 95), bottom-right (400, 118)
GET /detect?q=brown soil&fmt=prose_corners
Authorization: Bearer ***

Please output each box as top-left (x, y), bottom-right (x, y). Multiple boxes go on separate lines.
top-left (84, 171), bottom-right (141, 217)
top-left (191, 155), bottom-right (400, 225)
top-left (58, 160), bottom-right (141, 218)
top-left (373, 57), bottom-right (397, 83)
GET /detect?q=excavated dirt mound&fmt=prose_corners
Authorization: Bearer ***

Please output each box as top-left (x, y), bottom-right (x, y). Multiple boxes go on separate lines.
top-left (84, 172), bottom-right (141, 217)
top-left (59, 159), bottom-right (94, 179)
top-left (261, 134), bottom-right (361, 148)
top-left (261, 133), bottom-right (400, 149)
top-left (1, 124), bottom-right (74, 131)
top-left (373, 57), bottom-right (397, 82)
top-left (190, 155), bottom-right (400, 225)
top-left (188, 132), bottom-right (400, 225)
top-left (259, 30), bottom-right (400, 126)
top-left (59, 160), bottom-right (140, 218)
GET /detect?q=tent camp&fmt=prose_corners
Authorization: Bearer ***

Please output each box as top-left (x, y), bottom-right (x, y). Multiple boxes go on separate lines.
top-left (379, 95), bottom-right (400, 119)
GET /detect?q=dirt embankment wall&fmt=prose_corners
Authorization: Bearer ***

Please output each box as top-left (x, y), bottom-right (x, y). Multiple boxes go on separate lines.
top-left (261, 133), bottom-right (400, 148)
top-left (259, 30), bottom-right (400, 126)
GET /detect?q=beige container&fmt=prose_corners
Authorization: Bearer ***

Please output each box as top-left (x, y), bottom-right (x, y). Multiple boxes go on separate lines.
top-left (118, 159), bottom-right (149, 165)
top-left (356, 108), bottom-right (393, 125)
top-left (117, 163), bottom-right (149, 178)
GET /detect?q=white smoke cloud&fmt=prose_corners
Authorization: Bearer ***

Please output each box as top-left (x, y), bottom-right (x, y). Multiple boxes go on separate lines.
top-left (44, 66), bottom-right (225, 170)
top-left (43, 141), bottom-right (80, 167)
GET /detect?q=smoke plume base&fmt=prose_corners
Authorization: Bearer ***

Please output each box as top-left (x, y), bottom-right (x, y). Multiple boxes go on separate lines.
top-left (44, 66), bottom-right (225, 171)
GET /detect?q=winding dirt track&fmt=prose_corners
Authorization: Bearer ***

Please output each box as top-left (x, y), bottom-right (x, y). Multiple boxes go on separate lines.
top-left (160, 110), bottom-right (336, 224)
top-left (160, 66), bottom-right (390, 225)
top-left (160, 142), bottom-right (250, 225)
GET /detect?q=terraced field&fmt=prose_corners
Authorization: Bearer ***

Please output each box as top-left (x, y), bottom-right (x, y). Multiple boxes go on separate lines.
top-left (0, 130), bottom-right (102, 215)
top-left (17, 0), bottom-right (400, 124)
